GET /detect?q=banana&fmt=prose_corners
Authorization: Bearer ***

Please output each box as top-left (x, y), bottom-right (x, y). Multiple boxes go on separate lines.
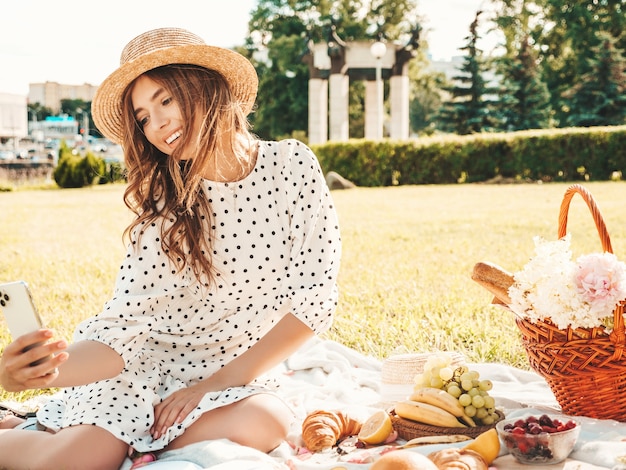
top-left (401, 434), bottom-right (472, 448)
top-left (409, 387), bottom-right (477, 427)
top-left (395, 400), bottom-right (467, 428)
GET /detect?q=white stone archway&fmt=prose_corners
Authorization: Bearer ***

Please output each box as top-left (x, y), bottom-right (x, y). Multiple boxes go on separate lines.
top-left (303, 32), bottom-right (418, 144)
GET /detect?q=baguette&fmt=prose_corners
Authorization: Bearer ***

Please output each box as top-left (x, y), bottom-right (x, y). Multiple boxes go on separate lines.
top-left (471, 261), bottom-right (515, 306)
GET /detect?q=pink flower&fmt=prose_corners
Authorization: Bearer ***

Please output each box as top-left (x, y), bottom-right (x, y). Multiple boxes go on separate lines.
top-left (575, 253), bottom-right (626, 314)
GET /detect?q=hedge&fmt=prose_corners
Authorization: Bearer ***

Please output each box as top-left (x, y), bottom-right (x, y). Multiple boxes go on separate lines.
top-left (311, 125), bottom-right (626, 186)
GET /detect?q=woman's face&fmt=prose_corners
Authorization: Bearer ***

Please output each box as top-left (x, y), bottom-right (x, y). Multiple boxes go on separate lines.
top-left (131, 75), bottom-right (184, 156)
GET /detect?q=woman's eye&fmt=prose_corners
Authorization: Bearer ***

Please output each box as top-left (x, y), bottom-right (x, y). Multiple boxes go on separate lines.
top-left (138, 116), bottom-right (149, 128)
top-left (162, 97), bottom-right (172, 106)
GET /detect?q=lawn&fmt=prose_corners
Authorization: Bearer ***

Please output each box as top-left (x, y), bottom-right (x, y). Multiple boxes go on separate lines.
top-left (1, 181), bottom-right (626, 402)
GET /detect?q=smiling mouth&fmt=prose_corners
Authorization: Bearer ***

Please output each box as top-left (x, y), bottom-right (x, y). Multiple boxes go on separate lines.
top-left (166, 131), bottom-right (181, 144)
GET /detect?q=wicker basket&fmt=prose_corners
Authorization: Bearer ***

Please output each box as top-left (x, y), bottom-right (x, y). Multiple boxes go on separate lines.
top-left (514, 184), bottom-right (626, 422)
top-left (381, 352), bottom-right (466, 385)
top-left (389, 408), bottom-right (504, 440)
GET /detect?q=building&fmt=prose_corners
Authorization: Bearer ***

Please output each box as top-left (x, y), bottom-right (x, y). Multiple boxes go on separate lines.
top-left (0, 93), bottom-right (28, 142)
top-left (29, 81), bottom-right (98, 114)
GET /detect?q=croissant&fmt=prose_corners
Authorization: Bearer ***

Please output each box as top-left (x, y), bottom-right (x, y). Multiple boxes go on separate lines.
top-left (301, 410), bottom-right (362, 452)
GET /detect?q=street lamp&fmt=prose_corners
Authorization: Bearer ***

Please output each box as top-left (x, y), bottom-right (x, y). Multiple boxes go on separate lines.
top-left (370, 41), bottom-right (387, 140)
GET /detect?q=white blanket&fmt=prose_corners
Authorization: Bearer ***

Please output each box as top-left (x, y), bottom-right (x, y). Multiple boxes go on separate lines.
top-left (9, 338), bottom-right (626, 469)
top-left (131, 338), bottom-right (626, 469)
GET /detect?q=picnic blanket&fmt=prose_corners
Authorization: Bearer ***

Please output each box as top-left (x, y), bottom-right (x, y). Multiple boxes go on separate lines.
top-left (124, 338), bottom-right (626, 469)
top-left (8, 338), bottom-right (626, 469)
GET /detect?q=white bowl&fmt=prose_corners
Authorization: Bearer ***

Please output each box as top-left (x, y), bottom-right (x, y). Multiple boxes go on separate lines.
top-left (496, 414), bottom-right (580, 465)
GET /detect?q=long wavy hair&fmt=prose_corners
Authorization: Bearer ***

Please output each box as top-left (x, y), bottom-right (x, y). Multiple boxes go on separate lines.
top-left (120, 64), bottom-right (254, 285)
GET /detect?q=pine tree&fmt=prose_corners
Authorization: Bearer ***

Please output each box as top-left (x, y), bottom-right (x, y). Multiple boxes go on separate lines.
top-left (562, 31), bottom-right (626, 127)
top-left (496, 34), bottom-right (552, 131)
top-left (436, 11), bottom-right (499, 135)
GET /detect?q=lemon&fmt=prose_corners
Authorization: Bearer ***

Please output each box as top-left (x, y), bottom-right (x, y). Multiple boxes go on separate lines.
top-left (463, 428), bottom-right (500, 464)
top-left (358, 410), bottom-right (393, 445)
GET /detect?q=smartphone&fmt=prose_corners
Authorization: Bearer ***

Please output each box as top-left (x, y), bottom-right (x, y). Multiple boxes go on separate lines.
top-left (0, 281), bottom-right (45, 340)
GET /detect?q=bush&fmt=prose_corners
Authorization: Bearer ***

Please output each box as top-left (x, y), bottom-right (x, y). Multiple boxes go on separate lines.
top-left (311, 125), bottom-right (626, 186)
top-left (53, 149), bottom-right (106, 188)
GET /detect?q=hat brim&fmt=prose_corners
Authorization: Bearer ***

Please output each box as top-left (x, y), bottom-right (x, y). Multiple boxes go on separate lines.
top-left (92, 44), bottom-right (258, 144)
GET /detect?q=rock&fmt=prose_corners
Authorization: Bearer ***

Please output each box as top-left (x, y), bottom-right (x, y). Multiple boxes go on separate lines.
top-left (325, 171), bottom-right (356, 190)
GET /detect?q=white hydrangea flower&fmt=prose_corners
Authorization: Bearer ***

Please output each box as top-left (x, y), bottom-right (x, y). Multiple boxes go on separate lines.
top-left (508, 235), bottom-right (626, 330)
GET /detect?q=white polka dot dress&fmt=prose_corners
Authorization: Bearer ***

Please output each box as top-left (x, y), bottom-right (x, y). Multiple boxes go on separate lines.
top-left (36, 139), bottom-right (341, 452)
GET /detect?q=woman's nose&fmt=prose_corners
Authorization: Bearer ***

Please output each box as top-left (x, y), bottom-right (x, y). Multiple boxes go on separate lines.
top-left (151, 112), bottom-right (169, 130)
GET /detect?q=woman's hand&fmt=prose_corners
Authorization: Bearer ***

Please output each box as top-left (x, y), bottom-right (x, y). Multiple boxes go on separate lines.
top-left (151, 384), bottom-right (208, 440)
top-left (0, 329), bottom-right (68, 392)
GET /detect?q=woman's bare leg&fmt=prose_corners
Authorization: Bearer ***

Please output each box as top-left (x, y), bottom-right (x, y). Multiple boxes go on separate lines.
top-left (165, 393), bottom-right (292, 453)
top-left (0, 424), bottom-right (128, 470)
top-left (0, 413), bottom-right (24, 429)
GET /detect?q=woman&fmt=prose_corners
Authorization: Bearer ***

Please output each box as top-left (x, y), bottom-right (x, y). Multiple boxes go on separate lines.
top-left (0, 28), bottom-right (341, 470)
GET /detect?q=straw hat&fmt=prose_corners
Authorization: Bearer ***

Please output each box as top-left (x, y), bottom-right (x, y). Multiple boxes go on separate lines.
top-left (92, 27), bottom-right (258, 144)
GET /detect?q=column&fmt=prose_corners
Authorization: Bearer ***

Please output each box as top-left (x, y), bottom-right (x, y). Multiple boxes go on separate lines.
top-left (364, 80), bottom-right (378, 140)
top-left (390, 75), bottom-right (410, 140)
top-left (329, 73), bottom-right (349, 142)
top-left (308, 78), bottom-right (328, 145)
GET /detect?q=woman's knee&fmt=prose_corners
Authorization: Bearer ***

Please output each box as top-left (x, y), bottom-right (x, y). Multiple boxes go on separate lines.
top-left (239, 395), bottom-right (292, 451)
top-left (169, 394), bottom-right (293, 453)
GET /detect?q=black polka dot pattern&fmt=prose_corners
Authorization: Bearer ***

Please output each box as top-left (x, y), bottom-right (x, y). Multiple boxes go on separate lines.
top-left (36, 139), bottom-right (342, 452)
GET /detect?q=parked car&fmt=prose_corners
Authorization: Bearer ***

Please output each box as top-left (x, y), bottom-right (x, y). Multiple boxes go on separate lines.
top-left (0, 150), bottom-right (15, 160)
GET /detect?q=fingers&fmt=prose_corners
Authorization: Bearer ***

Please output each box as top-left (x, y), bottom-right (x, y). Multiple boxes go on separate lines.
top-left (23, 338), bottom-right (68, 367)
top-left (152, 398), bottom-right (182, 439)
top-left (8, 329), bottom-right (55, 354)
top-left (1, 329), bottom-right (68, 392)
top-left (151, 394), bottom-right (198, 440)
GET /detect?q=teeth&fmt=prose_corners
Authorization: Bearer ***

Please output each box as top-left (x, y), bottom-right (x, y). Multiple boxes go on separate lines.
top-left (166, 131), bottom-right (181, 144)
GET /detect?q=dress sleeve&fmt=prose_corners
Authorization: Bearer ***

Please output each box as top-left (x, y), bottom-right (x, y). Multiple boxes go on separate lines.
top-left (278, 140), bottom-right (342, 334)
top-left (74, 219), bottom-right (193, 364)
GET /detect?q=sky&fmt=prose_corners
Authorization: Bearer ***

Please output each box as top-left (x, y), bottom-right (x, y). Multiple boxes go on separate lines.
top-left (0, 0), bottom-right (492, 96)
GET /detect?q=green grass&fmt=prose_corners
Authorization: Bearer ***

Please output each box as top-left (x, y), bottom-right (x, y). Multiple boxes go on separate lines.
top-left (2, 181), bottom-right (626, 402)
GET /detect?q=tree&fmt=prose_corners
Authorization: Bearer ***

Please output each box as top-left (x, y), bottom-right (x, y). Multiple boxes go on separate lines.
top-left (27, 102), bottom-right (53, 122)
top-left (534, 0), bottom-right (626, 126)
top-left (496, 34), bottom-right (552, 130)
top-left (245, 0), bottom-right (420, 140)
top-left (491, 0), bottom-right (552, 131)
top-left (408, 50), bottom-right (448, 135)
top-left (60, 98), bottom-right (93, 137)
top-left (561, 31), bottom-right (626, 127)
top-left (436, 11), bottom-right (499, 134)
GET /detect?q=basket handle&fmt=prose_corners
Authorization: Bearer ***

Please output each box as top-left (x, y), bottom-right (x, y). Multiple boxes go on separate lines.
top-left (558, 184), bottom-right (625, 352)
top-left (558, 184), bottom-right (613, 253)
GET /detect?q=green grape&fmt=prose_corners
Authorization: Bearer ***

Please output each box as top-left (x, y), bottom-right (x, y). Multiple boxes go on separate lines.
top-left (469, 370), bottom-right (480, 380)
top-left (461, 379), bottom-right (473, 391)
top-left (481, 415), bottom-right (495, 425)
top-left (467, 387), bottom-right (479, 397)
top-left (447, 384), bottom-right (462, 398)
top-left (464, 405), bottom-right (477, 418)
top-left (478, 380), bottom-right (493, 391)
top-left (439, 366), bottom-right (454, 381)
top-left (456, 365), bottom-right (469, 376)
top-left (458, 393), bottom-right (472, 407)
top-left (459, 372), bottom-right (472, 383)
top-left (471, 395), bottom-right (485, 408)
top-left (483, 396), bottom-right (495, 409)
top-left (475, 407), bottom-right (488, 420)
top-left (430, 377), bottom-right (444, 389)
